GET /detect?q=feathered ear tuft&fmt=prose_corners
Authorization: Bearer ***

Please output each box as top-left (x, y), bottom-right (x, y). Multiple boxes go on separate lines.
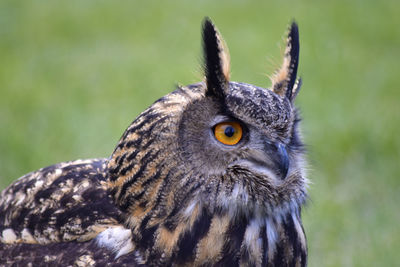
top-left (271, 21), bottom-right (301, 101)
top-left (202, 17), bottom-right (230, 98)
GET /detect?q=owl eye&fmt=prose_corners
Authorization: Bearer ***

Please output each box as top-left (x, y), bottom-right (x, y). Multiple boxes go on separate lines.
top-left (213, 121), bottom-right (243, 145)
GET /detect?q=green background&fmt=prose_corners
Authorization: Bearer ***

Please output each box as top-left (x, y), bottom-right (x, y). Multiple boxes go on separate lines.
top-left (0, 1), bottom-right (399, 266)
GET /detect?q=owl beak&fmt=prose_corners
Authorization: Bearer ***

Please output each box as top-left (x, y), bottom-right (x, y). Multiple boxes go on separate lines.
top-left (275, 143), bottom-right (289, 179)
top-left (229, 143), bottom-right (290, 181)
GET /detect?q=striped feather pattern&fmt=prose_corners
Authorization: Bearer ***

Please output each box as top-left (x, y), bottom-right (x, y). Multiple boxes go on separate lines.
top-left (0, 19), bottom-right (308, 266)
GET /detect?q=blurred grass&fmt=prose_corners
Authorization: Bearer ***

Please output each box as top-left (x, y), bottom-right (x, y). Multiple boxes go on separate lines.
top-left (0, 0), bottom-right (399, 266)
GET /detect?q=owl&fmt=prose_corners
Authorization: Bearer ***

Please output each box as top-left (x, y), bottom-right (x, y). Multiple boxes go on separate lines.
top-left (0, 18), bottom-right (308, 266)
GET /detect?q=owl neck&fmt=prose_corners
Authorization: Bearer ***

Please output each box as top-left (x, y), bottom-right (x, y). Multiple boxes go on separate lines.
top-left (128, 199), bottom-right (307, 266)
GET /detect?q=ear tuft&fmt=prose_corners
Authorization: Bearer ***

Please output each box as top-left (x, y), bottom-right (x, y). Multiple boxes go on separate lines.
top-left (271, 21), bottom-right (300, 101)
top-left (202, 17), bottom-right (230, 98)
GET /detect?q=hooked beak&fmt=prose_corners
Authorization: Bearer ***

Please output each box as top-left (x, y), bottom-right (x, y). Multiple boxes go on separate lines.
top-left (229, 142), bottom-right (290, 181)
top-left (275, 143), bottom-right (289, 179)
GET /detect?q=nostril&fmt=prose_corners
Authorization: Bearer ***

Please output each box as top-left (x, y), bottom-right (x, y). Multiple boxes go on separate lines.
top-left (276, 143), bottom-right (289, 179)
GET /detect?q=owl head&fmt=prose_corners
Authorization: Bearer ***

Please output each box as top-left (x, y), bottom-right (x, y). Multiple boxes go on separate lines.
top-left (107, 18), bottom-right (307, 228)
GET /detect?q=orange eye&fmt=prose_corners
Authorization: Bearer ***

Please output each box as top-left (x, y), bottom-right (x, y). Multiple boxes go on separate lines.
top-left (214, 121), bottom-right (243, 145)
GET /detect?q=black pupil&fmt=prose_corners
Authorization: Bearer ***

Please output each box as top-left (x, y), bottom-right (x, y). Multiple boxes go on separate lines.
top-left (224, 126), bottom-right (235, 137)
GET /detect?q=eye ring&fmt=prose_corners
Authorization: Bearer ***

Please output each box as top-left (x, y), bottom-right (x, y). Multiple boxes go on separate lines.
top-left (213, 121), bottom-right (243, 145)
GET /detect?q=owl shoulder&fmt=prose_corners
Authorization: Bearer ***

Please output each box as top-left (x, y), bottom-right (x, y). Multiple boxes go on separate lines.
top-left (0, 159), bottom-right (123, 245)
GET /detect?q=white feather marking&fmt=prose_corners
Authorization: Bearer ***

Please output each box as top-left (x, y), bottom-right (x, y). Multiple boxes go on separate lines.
top-left (265, 217), bottom-right (277, 256)
top-left (5, 193), bottom-right (13, 205)
top-left (184, 199), bottom-right (198, 217)
top-left (243, 218), bottom-right (263, 266)
top-left (96, 226), bottom-right (134, 258)
top-left (244, 218), bottom-right (261, 247)
top-left (232, 183), bottom-right (240, 198)
top-left (2, 228), bottom-right (17, 243)
top-left (55, 168), bottom-right (62, 176)
top-left (134, 250), bottom-right (146, 264)
top-left (215, 182), bottom-right (252, 219)
top-left (14, 191), bottom-right (26, 206)
top-left (81, 180), bottom-right (90, 188)
top-left (72, 194), bottom-right (83, 202)
top-left (292, 213), bottom-right (306, 249)
top-left (232, 183), bottom-right (249, 203)
top-left (21, 228), bottom-right (37, 243)
top-left (34, 180), bottom-right (44, 188)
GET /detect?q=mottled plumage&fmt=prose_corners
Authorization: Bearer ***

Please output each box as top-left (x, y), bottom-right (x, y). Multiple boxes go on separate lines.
top-left (0, 18), bottom-right (308, 266)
